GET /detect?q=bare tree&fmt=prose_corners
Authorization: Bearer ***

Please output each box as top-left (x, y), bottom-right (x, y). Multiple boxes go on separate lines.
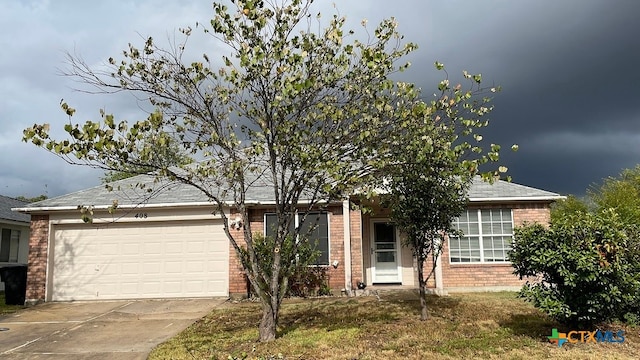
top-left (24, 1), bottom-right (509, 339)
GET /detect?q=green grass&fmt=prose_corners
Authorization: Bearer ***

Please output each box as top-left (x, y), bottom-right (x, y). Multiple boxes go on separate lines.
top-left (149, 291), bottom-right (640, 360)
top-left (0, 292), bottom-right (25, 316)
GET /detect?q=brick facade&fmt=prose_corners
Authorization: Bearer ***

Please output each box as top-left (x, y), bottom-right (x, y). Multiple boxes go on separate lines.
top-left (438, 202), bottom-right (551, 290)
top-left (349, 208), bottom-right (364, 288)
top-left (327, 206), bottom-right (345, 290)
top-left (423, 253), bottom-right (437, 288)
top-left (512, 202), bottom-right (550, 226)
top-left (227, 211), bottom-right (248, 297)
top-left (26, 214), bottom-right (49, 303)
top-left (228, 205), bottom-right (347, 297)
top-left (25, 200), bottom-right (553, 302)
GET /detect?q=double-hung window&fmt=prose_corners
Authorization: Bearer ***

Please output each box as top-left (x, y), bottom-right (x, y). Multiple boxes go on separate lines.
top-left (0, 229), bottom-right (21, 263)
top-left (449, 209), bottom-right (513, 263)
top-left (264, 212), bottom-right (329, 265)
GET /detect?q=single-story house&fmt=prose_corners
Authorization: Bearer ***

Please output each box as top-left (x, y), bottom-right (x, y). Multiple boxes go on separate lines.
top-left (1, 195), bottom-right (31, 291)
top-left (14, 175), bottom-right (562, 303)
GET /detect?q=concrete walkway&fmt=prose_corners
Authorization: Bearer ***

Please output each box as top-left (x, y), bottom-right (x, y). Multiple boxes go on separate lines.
top-left (0, 298), bottom-right (225, 359)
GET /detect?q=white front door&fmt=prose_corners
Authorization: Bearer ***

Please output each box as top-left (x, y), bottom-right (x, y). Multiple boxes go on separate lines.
top-left (371, 221), bottom-right (401, 283)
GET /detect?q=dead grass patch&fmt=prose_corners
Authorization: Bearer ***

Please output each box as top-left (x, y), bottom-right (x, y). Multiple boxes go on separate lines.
top-left (0, 292), bottom-right (25, 316)
top-left (149, 291), bottom-right (639, 359)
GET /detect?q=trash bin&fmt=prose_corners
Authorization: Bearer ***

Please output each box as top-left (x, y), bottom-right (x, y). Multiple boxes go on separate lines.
top-left (0, 264), bottom-right (27, 305)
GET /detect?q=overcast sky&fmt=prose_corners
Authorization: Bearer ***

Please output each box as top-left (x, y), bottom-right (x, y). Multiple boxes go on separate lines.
top-left (2, 0), bottom-right (639, 199)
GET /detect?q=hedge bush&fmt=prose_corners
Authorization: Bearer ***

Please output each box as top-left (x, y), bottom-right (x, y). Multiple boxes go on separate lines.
top-left (510, 209), bottom-right (640, 326)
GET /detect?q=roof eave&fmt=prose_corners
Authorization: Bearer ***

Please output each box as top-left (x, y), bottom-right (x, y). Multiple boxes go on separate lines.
top-left (468, 195), bottom-right (566, 202)
top-left (12, 201), bottom-right (220, 213)
top-left (0, 218), bottom-right (30, 226)
top-left (12, 199), bottom-right (343, 213)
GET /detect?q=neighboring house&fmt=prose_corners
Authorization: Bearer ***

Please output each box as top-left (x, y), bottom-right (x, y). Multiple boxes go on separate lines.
top-left (1, 195), bottom-right (31, 292)
top-left (14, 175), bottom-right (562, 303)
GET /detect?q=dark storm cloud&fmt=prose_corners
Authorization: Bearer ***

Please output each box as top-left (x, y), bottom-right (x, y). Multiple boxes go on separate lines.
top-left (392, 0), bottom-right (640, 195)
top-left (2, 0), bottom-right (639, 197)
top-left (490, 1), bottom-right (640, 195)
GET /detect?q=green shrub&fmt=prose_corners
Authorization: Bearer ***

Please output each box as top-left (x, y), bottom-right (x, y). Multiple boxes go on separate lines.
top-left (289, 266), bottom-right (332, 297)
top-left (510, 209), bottom-right (640, 326)
top-left (240, 232), bottom-right (330, 298)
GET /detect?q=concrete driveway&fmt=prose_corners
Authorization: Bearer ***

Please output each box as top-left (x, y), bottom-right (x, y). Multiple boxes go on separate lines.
top-left (0, 298), bottom-right (225, 359)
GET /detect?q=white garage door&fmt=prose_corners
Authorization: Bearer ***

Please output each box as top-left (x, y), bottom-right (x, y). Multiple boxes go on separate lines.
top-left (51, 220), bottom-right (229, 301)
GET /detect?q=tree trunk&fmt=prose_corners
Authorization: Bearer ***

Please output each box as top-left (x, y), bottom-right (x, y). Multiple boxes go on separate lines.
top-left (258, 262), bottom-right (283, 342)
top-left (416, 258), bottom-right (429, 321)
top-left (259, 303), bottom-right (278, 341)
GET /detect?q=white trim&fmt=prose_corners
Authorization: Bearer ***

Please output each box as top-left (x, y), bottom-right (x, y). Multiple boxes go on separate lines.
top-left (13, 201), bottom-right (219, 213)
top-left (434, 241), bottom-right (443, 292)
top-left (327, 212), bottom-right (332, 266)
top-left (356, 210), bottom-right (364, 287)
top-left (13, 195), bottom-right (563, 214)
top-left (49, 213), bottom-right (223, 225)
top-left (468, 196), bottom-right (565, 202)
top-left (45, 222), bottom-right (54, 302)
top-left (449, 208), bottom-right (514, 264)
top-left (0, 219), bottom-right (30, 227)
top-left (370, 219), bottom-right (402, 284)
top-left (13, 200), bottom-right (344, 213)
top-left (342, 200), bottom-right (352, 292)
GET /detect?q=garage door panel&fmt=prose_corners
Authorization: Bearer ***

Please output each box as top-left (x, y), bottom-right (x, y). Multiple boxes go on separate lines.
top-left (101, 243), bottom-right (119, 255)
top-left (121, 263), bottom-right (139, 275)
top-left (165, 261), bottom-right (183, 273)
top-left (143, 242), bottom-right (162, 255)
top-left (186, 241), bottom-right (205, 253)
top-left (52, 220), bottom-right (229, 301)
top-left (122, 243), bottom-right (140, 255)
top-left (165, 242), bottom-right (182, 254)
top-left (121, 282), bottom-right (138, 295)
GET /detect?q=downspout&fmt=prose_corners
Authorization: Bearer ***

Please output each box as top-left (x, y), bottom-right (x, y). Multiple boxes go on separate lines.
top-left (342, 200), bottom-right (352, 295)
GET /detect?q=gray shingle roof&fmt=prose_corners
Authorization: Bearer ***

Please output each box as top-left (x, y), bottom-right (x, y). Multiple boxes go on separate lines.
top-left (1, 195), bottom-right (30, 223)
top-left (468, 177), bottom-right (562, 201)
top-left (16, 174), bottom-right (562, 212)
top-left (19, 172), bottom-right (278, 210)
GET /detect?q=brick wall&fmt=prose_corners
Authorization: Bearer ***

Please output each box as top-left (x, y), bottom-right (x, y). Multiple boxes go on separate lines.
top-left (227, 210), bottom-right (248, 298)
top-left (349, 208), bottom-right (363, 289)
top-left (26, 215), bottom-right (49, 302)
top-left (228, 205), bottom-right (346, 297)
top-left (326, 206), bottom-right (345, 290)
top-left (513, 202), bottom-right (550, 226)
top-left (440, 202), bottom-right (551, 289)
top-left (423, 254), bottom-right (437, 288)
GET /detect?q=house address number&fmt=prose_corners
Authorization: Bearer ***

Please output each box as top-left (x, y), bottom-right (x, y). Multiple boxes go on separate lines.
top-left (134, 213), bottom-right (148, 219)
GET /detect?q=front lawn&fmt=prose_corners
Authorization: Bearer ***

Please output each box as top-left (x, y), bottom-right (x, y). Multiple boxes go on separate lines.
top-left (0, 292), bottom-right (25, 316)
top-left (149, 291), bottom-right (639, 359)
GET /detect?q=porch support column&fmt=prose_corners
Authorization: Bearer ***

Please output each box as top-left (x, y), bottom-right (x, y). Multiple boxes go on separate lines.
top-left (342, 199), bottom-right (352, 295)
top-left (434, 245), bottom-right (444, 295)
